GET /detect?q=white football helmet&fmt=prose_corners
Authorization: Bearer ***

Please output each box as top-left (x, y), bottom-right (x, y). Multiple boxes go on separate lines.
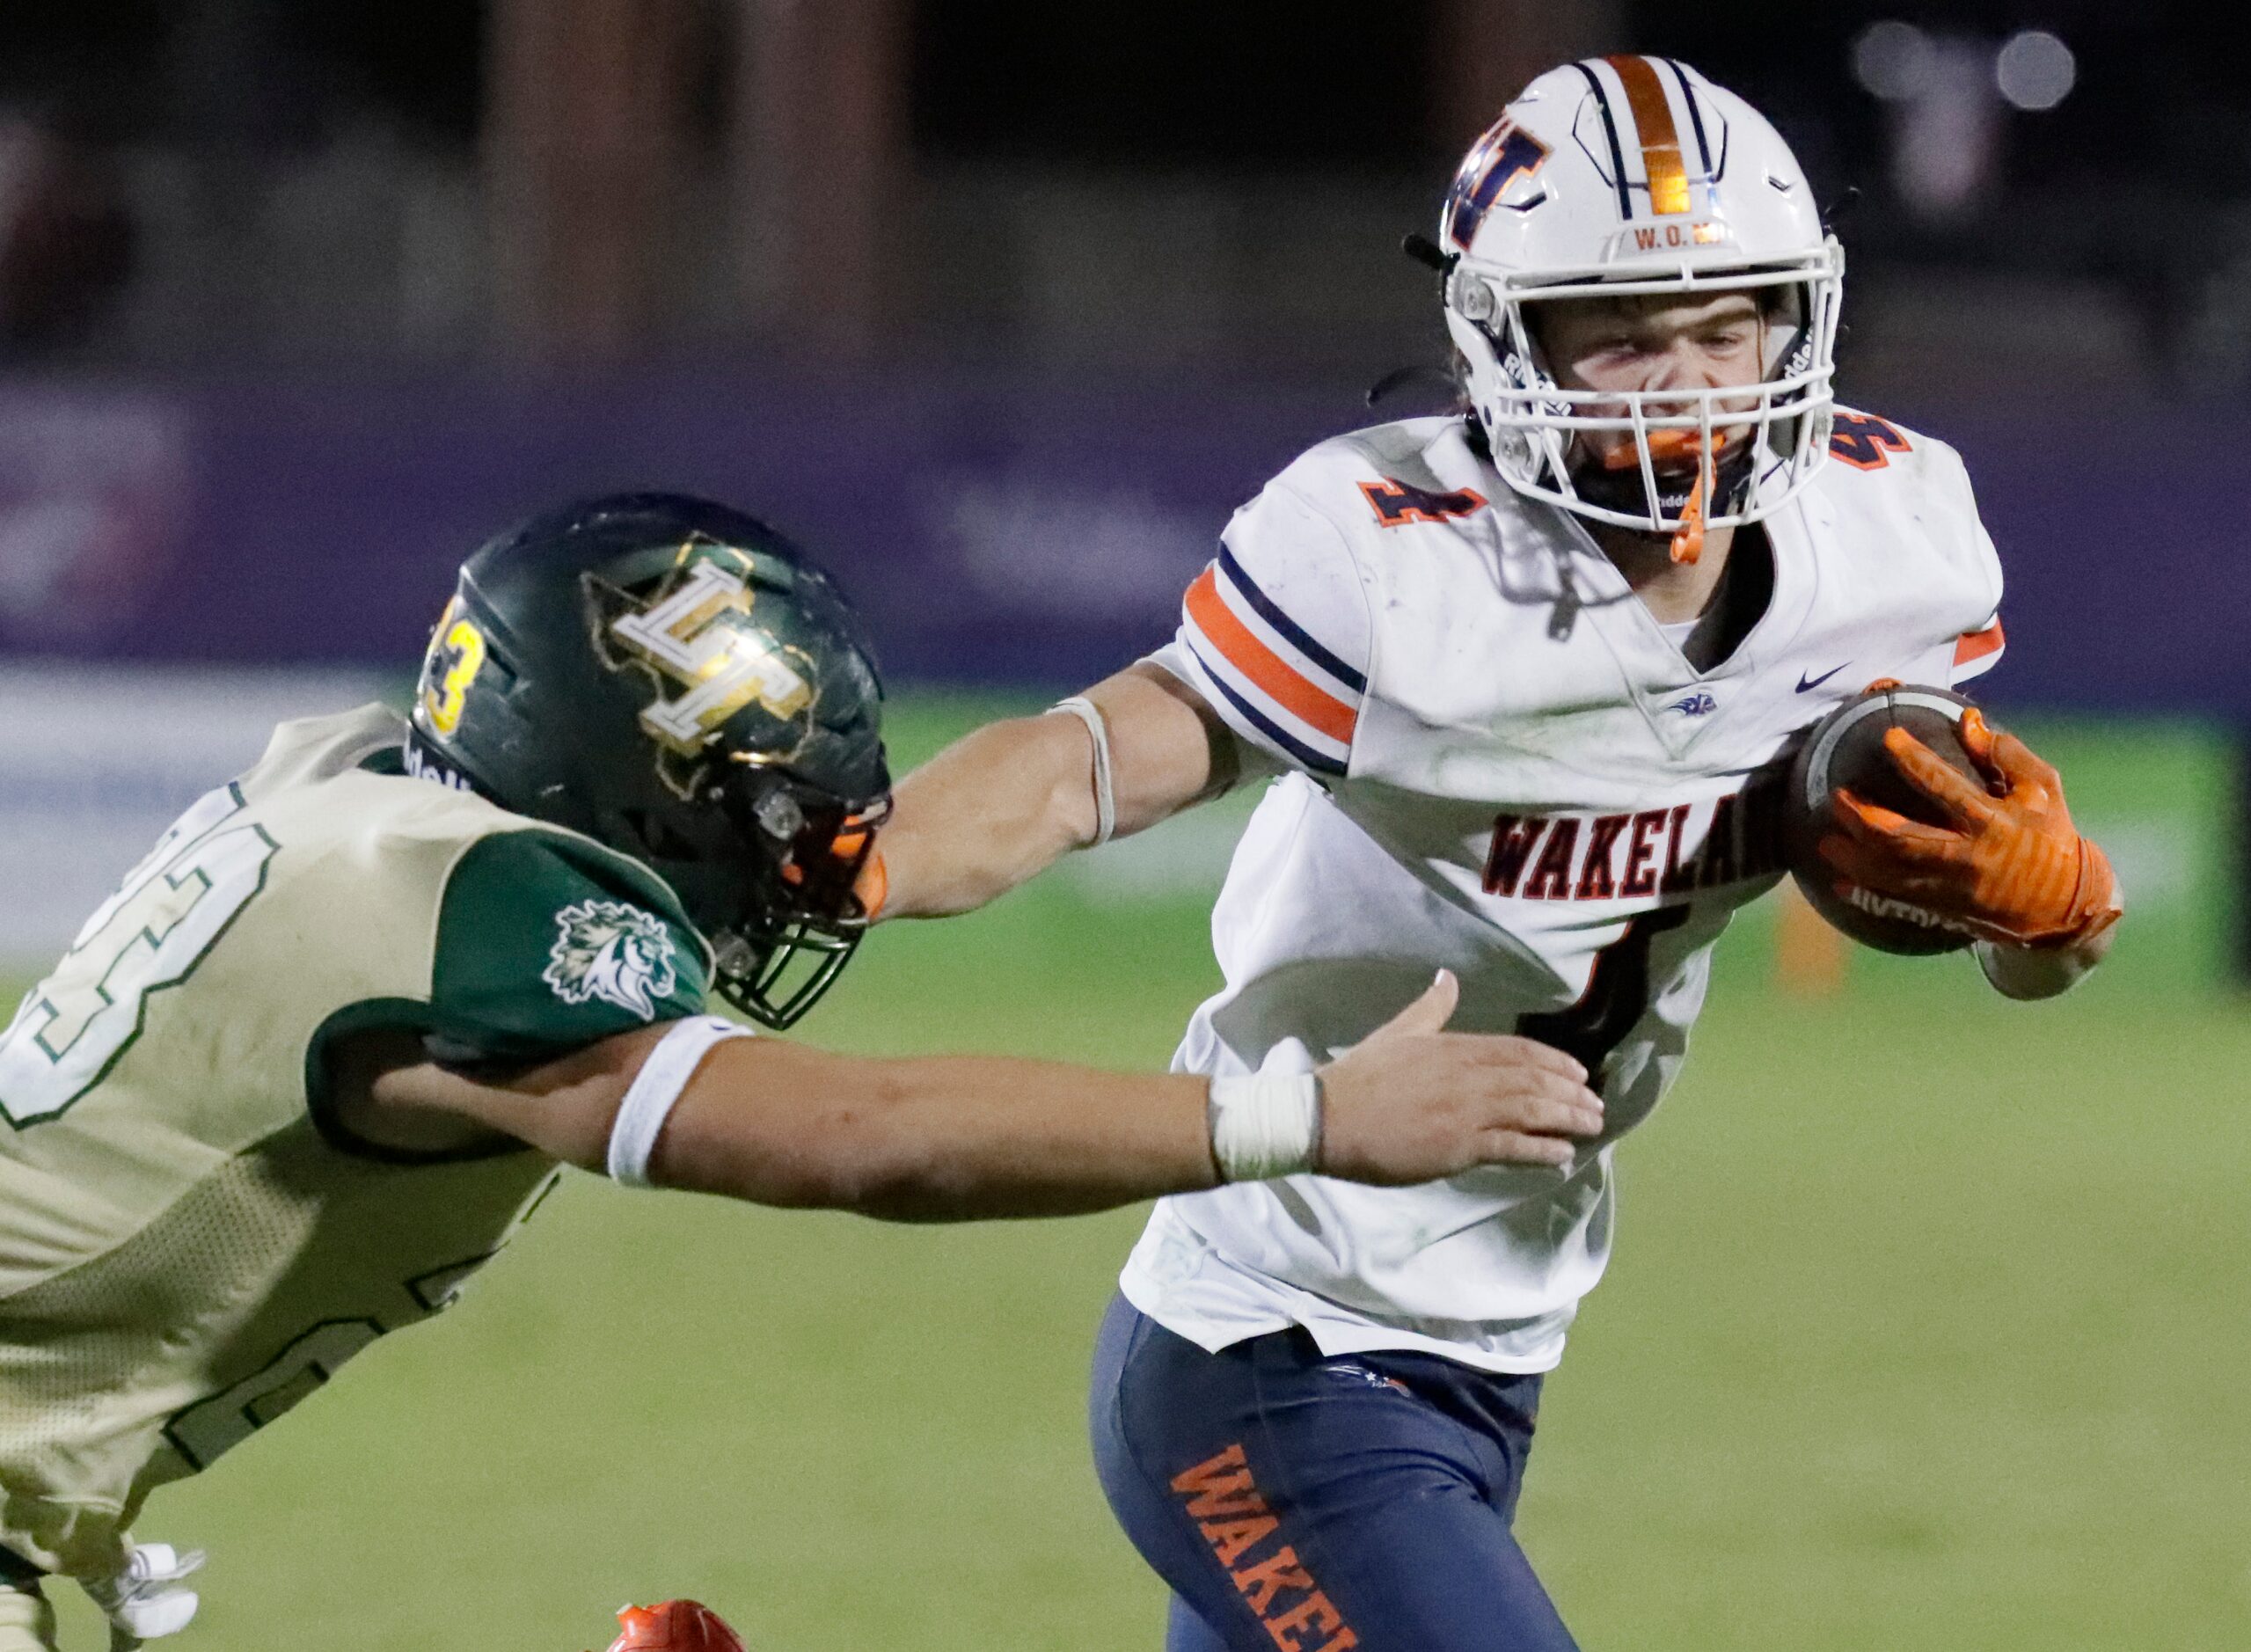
top-left (1439, 56), bottom-right (1845, 538)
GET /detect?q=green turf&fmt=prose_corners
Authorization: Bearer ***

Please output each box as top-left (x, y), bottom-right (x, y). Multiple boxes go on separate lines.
top-left (11, 696), bottom-right (2251, 1650)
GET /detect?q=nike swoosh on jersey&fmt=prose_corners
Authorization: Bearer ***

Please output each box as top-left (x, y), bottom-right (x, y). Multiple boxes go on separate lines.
top-left (1795, 663), bottom-right (1848, 692)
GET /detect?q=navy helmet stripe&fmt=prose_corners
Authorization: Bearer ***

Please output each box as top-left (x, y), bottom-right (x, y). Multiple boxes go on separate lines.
top-left (1662, 59), bottom-right (1714, 175)
top-left (1187, 638), bottom-right (1350, 777)
top-left (1216, 545), bottom-right (1368, 694)
top-left (1569, 61), bottom-right (1634, 220)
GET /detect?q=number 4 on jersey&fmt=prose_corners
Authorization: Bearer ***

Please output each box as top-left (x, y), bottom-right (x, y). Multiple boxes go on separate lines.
top-left (1517, 906), bottom-right (1691, 1089)
top-left (0, 786), bottom-right (278, 1127)
top-left (1828, 413), bottom-right (1911, 471)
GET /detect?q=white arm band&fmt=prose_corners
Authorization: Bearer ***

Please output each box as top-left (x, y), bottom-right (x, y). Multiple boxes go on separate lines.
top-left (1048, 695), bottom-right (1117, 848)
top-left (606, 1014), bottom-right (753, 1188)
top-left (1207, 1071), bottom-right (1323, 1183)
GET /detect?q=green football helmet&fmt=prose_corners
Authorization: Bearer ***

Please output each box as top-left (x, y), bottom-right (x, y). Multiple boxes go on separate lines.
top-left (406, 492), bottom-right (890, 1028)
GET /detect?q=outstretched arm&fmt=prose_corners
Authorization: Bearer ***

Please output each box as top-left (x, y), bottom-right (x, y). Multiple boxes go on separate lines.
top-left (335, 973), bottom-right (1604, 1222)
top-left (874, 663), bottom-right (1247, 920)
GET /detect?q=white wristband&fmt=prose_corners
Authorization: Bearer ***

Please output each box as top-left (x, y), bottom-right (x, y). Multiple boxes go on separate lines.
top-left (607, 1014), bottom-right (752, 1188)
top-left (1207, 1071), bottom-right (1323, 1183)
top-left (1049, 696), bottom-right (1117, 847)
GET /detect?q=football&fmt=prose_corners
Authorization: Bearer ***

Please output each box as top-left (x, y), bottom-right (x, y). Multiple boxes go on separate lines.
top-left (603, 1600), bottom-right (747, 1652)
top-left (1781, 683), bottom-right (1984, 955)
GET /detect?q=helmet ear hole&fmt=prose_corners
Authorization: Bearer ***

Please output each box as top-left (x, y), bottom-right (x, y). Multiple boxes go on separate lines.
top-left (1448, 269), bottom-right (1497, 322)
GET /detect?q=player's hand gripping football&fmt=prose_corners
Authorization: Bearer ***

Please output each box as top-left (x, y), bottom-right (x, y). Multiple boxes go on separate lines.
top-left (1819, 707), bottom-right (2123, 949)
top-left (1314, 971), bottom-right (1605, 1179)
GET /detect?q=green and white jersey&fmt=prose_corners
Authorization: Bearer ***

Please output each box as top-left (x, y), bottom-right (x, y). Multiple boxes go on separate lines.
top-left (0, 705), bottom-right (709, 1580)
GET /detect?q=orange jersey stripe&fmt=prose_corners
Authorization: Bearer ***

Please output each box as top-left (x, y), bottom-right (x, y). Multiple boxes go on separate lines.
top-left (1954, 620), bottom-right (2006, 667)
top-left (1185, 568), bottom-right (1357, 745)
top-left (1605, 55), bottom-right (1691, 216)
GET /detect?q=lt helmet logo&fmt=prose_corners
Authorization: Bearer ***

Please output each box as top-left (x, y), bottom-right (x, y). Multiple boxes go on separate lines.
top-left (609, 557), bottom-right (813, 755)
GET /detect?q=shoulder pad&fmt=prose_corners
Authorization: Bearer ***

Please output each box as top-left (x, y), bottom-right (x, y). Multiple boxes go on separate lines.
top-left (428, 828), bottom-right (711, 1063)
top-left (1270, 417), bottom-right (1495, 537)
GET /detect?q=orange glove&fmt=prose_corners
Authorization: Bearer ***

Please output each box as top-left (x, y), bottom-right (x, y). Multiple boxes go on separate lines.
top-left (1818, 708), bottom-right (2123, 949)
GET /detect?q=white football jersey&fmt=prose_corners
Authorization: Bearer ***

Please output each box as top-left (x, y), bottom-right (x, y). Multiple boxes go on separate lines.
top-left (1121, 411), bottom-right (2005, 1372)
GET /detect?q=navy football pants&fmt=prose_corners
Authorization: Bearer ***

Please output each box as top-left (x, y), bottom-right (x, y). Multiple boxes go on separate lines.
top-left (1090, 1295), bottom-right (1579, 1652)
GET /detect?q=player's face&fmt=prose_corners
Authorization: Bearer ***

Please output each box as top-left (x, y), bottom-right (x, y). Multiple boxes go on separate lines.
top-left (1538, 290), bottom-right (1768, 395)
top-left (1532, 291), bottom-right (1772, 478)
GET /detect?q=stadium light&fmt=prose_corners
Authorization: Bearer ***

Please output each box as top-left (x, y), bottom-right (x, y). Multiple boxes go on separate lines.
top-left (1851, 20), bottom-right (1934, 103)
top-left (1994, 30), bottom-right (2076, 112)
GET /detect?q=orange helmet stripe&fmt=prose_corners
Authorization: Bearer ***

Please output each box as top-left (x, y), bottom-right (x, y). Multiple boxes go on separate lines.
top-left (1605, 55), bottom-right (1692, 216)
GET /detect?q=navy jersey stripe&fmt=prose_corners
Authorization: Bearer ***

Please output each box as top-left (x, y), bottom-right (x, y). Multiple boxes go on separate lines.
top-left (1570, 61), bottom-right (1634, 220)
top-left (1214, 545), bottom-right (1369, 695)
top-left (1186, 637), bottom-right (1350, 777)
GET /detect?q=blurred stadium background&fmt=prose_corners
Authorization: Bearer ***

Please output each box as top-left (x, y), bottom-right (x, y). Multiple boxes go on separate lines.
top-left (1, 4), bottom-right (2246, 1648)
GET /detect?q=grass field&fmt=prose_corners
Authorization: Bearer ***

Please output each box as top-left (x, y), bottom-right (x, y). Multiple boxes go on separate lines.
top-left (11, 697), bottom-right (2250, 1651)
